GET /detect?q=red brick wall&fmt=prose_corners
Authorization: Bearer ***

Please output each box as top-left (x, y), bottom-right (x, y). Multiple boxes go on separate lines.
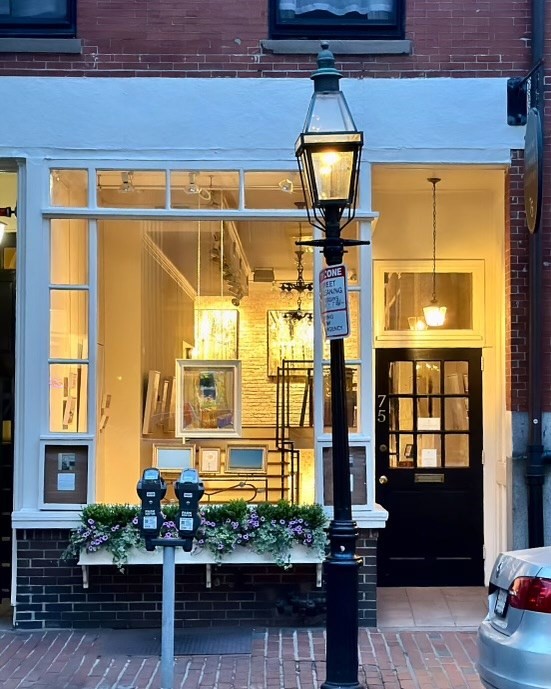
top-left (0, 0), bottom-right (531, 78)
top-left (506, 151), bottom-right (529, 411)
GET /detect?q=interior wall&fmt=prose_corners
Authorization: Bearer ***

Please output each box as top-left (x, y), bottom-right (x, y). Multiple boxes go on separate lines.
top-left (97, 220), bottom-right (143, 503)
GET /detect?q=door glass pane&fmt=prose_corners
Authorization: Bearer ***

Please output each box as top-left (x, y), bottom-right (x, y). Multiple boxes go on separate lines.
top-left (50, 290), bottom-right (89, 359)
top-left (445, 398), bottom-right (469, 431)
top-left (51, 220), bottom-right (88, 285)
top-left (323, 365), bottom-right (358, 432)
top-left (49, 363), bottom-right (88, 433)
top-left (417, 434), bottom-right (441, 468)
top-left (444, 361), bottom-right (468, 393)
top-left (389, 361), bottom-right (412, 394)
top-left (417, 398), bottom-right (441, 429)
top-left (416, 361), bottom-right (440, 394)
top-left (389, 433), bottom-right (415, 469)
top-left (445, 434), bottom-right (469, 467)
top-left (390, 397), bottom-right (413, 431)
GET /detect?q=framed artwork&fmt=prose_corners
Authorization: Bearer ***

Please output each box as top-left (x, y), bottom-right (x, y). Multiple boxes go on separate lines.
top-left (175, 360), bottom-right (241, 438)
top-left (153, 444), bottom-right (195, 473)
top-left (199, 447), bottom-right (221, 473)
top-left (142, 370), bottom-right (161, 435)
top-left (267, 310), bottom-right (313, 377)
top-left (193, 309), bottom-right (239, 360)
top-left (226, 444), bottom-right (267, 473)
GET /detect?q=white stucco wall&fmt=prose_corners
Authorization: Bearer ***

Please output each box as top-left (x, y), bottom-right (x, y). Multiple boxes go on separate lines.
top-left (0, 77), bottom-right (523, 162)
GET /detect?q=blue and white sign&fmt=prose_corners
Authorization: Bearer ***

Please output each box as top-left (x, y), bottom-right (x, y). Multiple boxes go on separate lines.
top-left (319, 264), bottom-right (350, 339)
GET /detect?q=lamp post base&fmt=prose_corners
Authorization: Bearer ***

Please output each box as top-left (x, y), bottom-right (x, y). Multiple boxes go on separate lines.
top-left (321, 518), bottom-right (365, 689)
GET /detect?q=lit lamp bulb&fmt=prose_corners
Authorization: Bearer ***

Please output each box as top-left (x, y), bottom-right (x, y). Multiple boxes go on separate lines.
top-left (423, 302), bottom-right (447, 327)
top-left (0, 220), bottom-right (6, 244)
top-left (408, 316), bottom-right (427, 331)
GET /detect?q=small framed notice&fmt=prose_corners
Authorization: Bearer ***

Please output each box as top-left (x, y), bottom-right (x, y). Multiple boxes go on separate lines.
top-left (420, 448), bottom-right (438, 468)
top-left (42, 443), bottom-right (88, 507)
top-left (199, 447), bottom-right (221, 474)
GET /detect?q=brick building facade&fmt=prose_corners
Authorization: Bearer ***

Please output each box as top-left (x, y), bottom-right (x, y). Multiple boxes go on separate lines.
top-left (0, 0), bottom-right (548, 629)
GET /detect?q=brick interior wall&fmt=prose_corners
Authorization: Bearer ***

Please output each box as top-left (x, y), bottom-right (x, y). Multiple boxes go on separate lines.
top-left (15, 528), bottom-right (378, 630)
top-left (0, 0), bottom-right (531, 78)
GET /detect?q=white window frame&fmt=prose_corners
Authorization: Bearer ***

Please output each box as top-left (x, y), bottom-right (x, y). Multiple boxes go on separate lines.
top-left (373, 259), bottom-right (486, 346)
top-left (14, 158), bottom-right (379, 528)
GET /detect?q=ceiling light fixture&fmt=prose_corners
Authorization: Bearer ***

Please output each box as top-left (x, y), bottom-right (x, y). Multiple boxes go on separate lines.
top-left (278, 178), bottom-right (294, 193)
top-left (423, 177), bottom-right (447, 327)
top-left (184, 172), bottom-right (212, 202)
top-left (119, 171), bottom-right (136, 193)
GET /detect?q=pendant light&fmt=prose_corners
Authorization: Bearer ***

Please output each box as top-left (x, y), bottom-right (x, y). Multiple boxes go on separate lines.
top-left (423, 177), bottom-right (447, 327)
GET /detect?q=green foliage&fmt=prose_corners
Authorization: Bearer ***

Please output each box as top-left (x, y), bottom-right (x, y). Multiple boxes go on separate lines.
top-left (61, 500), bottom-right (328, 571)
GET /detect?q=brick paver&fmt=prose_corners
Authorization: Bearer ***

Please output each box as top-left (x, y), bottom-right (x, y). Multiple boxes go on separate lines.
top-left (0, 628), bottom-right (484, 689)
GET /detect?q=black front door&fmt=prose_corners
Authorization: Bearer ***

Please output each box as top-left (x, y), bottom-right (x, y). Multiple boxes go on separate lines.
top-left (375, 348), bottom-right (484, 586)
top-left (0, 235), bottom-right (16, 601)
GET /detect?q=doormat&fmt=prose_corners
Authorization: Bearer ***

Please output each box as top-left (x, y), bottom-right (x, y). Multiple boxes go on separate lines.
top-left (100, 628), bottom-right (253, 656)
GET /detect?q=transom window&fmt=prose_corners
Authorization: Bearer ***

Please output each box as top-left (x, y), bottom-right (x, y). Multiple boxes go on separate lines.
top-left (0, 0), bottom-right (75, 37)
top-left (270, 0), bottom-right (404, 40)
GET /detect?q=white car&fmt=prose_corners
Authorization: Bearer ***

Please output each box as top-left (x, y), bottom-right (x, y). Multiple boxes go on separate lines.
top-left (477, 546), bottom-right (551, 689)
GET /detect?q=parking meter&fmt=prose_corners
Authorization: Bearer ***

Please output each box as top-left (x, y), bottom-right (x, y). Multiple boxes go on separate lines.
top-left (137, 467), bottom-right (167, 551)
top-left (174, 468), bottom-right (204, 552)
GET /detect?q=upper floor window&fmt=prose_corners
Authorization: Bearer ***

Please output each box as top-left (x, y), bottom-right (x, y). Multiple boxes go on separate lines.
top-left (270, 0), bottom-right (404, 40)
top-left (0, 0), bottom-right (76, 37)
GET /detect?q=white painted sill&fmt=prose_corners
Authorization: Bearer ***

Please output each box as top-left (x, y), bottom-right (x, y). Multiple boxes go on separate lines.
top-left (78, 544), bottom-right (324, 589)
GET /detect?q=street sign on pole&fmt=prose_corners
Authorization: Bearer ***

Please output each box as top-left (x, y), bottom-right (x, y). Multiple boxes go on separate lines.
top-left (319, 263), bottom-right (350, 339)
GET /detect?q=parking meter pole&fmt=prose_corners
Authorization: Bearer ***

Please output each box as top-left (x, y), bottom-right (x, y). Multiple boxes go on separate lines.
top-left (161, 544), bottom-right (176, 689)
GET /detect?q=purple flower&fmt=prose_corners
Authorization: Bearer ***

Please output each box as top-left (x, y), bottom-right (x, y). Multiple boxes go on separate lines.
top-left (132, 517), bottom-right (139, 525)
top-left (87, 518), bottom-right (95, 525)
top-left (217, 544), bottom-right (224, 550)
top-left (243, 534), bottom-right (249, 541)
top-left (279, 519), bottom-right (286, 525)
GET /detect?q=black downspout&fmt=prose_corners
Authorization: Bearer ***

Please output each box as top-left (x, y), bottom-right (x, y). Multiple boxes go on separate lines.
top-left (526, 0), bottom-right (546, 548)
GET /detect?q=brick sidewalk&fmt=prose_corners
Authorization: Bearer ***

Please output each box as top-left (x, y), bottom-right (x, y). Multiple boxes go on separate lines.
top-left (0, 628), bottom-right (484, 689)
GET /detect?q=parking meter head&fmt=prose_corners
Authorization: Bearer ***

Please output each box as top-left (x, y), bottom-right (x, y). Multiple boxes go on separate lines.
top-left (136, 467), bottom-right (167, 549)
top-left (174, 469), bottom-right (204, 548)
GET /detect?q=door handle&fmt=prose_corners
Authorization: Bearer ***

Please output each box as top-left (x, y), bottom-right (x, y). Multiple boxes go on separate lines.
top-left (379, 444), bottom-right (388, 452)
top-left (378, 475), bottom-right (388, 485)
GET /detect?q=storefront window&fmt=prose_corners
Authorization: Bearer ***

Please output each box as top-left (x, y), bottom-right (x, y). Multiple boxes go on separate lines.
top-left (50, 169), bottom-right (88, 207)
top-left (171, 171), bottom-right (239, 210)
top-left (49, 219), bottom-right (89, 433)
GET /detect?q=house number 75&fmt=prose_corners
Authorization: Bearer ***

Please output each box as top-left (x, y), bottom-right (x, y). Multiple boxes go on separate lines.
top-left (377, 395), bottom-right (387, 423)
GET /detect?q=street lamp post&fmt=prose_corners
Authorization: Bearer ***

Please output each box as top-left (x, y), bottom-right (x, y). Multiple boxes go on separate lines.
top-left (295, 42), bottom-right (367, 689)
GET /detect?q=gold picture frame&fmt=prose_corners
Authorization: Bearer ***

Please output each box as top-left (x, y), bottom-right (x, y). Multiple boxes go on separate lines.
top-left (226, 444), bottom-right (267, 473)
top-left (175, 360), bottom-right (242, 438)
top-left (153, 443), bottom-right (195, 474)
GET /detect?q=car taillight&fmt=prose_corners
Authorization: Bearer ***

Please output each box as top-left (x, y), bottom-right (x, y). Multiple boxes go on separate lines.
top-left (509, 577), bottom-right (551, 613)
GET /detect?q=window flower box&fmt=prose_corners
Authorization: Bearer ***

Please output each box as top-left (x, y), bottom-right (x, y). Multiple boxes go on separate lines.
top-left (63, 500), bottom-right (328, 587)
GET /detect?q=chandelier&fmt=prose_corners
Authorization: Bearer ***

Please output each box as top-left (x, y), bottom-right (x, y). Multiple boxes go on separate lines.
top-left (280, 221), bottom-right (314, 323)
top-left (423, 177), bottom-right (447, 327)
